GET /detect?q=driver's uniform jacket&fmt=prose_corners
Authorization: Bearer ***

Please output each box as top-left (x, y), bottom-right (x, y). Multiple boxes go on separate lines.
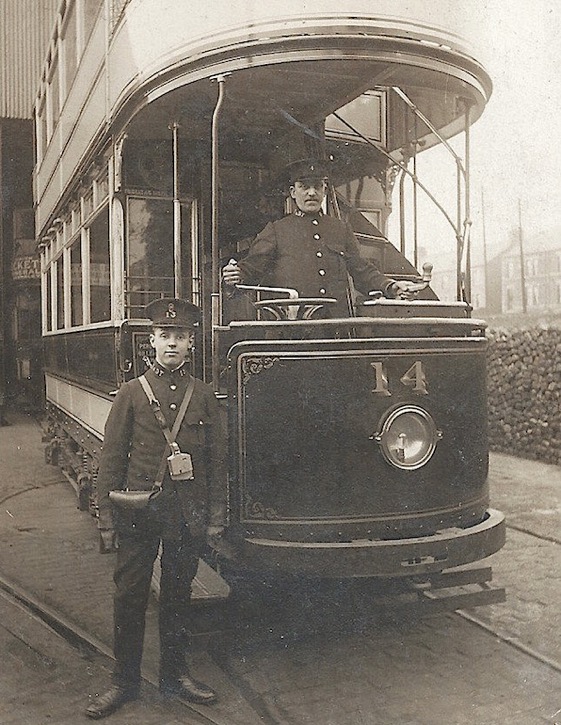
top-left (96, 362), bottom-right (226, 539)
top-left (237, 211), bottom-right (394, 316)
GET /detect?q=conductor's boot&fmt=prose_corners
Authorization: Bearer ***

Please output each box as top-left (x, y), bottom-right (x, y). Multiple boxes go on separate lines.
top-left (85, 684), bottom-right (140, 719)
top-left (160, 671), bottom-right (217, 704)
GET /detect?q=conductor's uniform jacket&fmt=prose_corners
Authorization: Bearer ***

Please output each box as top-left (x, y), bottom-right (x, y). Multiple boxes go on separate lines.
top-left (237, 211), bottom-right (394, 316)
top-left (97, 363), bottom-right (226, 538)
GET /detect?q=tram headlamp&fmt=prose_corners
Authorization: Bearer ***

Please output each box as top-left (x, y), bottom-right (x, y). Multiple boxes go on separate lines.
top-left (374, 405), bottom-right (441, 470)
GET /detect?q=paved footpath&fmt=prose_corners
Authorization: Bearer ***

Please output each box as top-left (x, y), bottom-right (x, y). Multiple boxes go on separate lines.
top-left (0, 413), bottom-right (259, 725)
top-left (1, 412), bottom-right (561, 724)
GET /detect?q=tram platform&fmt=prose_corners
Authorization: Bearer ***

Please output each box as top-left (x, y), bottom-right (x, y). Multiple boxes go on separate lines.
top-left (0, 411), bottom-right (260, 725)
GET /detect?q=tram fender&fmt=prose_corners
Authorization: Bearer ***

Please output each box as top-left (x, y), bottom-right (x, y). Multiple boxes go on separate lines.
top-left (218, 509), bottom-right (506, 578)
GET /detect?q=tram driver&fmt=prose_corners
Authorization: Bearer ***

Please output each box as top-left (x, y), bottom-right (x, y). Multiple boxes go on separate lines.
top-left (222, 159), bottom-right (417, 316)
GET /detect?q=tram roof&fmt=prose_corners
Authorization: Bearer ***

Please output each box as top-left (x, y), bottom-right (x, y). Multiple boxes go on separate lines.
top-left (125, 56), bottom-right (489, 156)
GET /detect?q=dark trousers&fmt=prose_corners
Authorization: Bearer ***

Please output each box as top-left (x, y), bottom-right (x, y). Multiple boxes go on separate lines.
top-left (112, 523), bottom-right (202, 689)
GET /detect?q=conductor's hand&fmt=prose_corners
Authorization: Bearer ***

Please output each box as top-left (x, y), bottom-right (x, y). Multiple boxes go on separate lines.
top-left (99, 528), bottom-right (118, 554)
top-left (389, 280), bottom-right (418, 300)
top-left (222, 260), bottom-right (242, 286)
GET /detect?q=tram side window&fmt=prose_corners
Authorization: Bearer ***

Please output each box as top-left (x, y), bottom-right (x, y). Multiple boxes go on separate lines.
top-left (48, 59), bottom-right (60, 139)
top-left (45, 267), bottom-right (52, 332)
top-left (126, 197), bottom-right (194, 317)
top-left (62, 1), bottom-right (78, 91)
top-left (70, 239), bottom-right (83, 326)
top-left (56, 259), bottom-right (64, 330)
top-left (89, 207), bottom-right (110, 323)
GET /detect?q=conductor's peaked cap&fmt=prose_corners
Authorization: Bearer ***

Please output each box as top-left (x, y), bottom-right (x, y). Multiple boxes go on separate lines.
top-left (285, 158), bottom-right (330, 184)
top-left (145, 298), bottom-right (201, 328)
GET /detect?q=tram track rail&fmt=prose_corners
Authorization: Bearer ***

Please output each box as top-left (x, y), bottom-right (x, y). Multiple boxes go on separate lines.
top-left (0, 570), bottom-right (225, 725)
top-left (454, 519), bottom-right (561, 681)
top-left (1, 472), bottom-right (559, 724)
top-left (2, 548), bottom-right (561, 725)
top-left (506, 521), bottom-right (561, 547)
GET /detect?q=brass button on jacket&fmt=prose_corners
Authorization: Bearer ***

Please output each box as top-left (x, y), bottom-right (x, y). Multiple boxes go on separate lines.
top-left (237, 212), bottom-right (393, 316)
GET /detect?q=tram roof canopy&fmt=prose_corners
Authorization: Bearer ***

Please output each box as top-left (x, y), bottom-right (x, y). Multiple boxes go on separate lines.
top-left (126, 57), bottom-right (488, 159)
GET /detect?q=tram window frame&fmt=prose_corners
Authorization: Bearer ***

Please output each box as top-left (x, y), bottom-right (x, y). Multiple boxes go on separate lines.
top-left (36, 95), bottom-right (48, 163)
top-left (44, 260), bottom-right (53, 333)
top-left (61, 0), bottom-right (78, 96)
top-left (55, 255), bottom-right (65, 331)
top-left (87, 203), bottom-right (111, 324)
top-left (70, 235), bottom-right (84, 327)
top-left (71, 205), bottom-right (80, 234)
top-left (82, 191), bottom-right (94, 223)
top-left (46, 51), bottom-right (61, 144)
top-left (124, 194), bottom-right (197, 317)
top-left (49, 262), bottom-right (57, 332)
top-left (325, 90), bottom-right (387, 146)
top-left (93, 174), bottom-right (109, 206)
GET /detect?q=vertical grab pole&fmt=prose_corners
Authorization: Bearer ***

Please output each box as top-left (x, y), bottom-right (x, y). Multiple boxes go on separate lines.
top-left (399, 167), bottom-right (406, 256)
top-left (170, 121), bottom-right (182, 298)
top-left (211, 74), bottom-right (227, 392)
top-left (412, 115), bottom-right (419, 270)
top-left (456, 156), bottom-right (463, 301)
top-left (464, 101), bottom-right (472, 304)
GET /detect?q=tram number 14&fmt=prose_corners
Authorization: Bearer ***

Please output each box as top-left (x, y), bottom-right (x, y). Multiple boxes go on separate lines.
top-left (371, 361), bottom-right (428, 396)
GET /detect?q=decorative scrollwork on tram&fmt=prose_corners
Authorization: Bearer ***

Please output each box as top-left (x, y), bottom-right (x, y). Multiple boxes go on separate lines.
top-left (244, 493), bottom-right (280, 520)
top-left (241, 356), bottom-right (278, 384)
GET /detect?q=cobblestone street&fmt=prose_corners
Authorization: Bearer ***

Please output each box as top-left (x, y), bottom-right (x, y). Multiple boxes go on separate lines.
top-left (1, 414), bottom-right (561, 724)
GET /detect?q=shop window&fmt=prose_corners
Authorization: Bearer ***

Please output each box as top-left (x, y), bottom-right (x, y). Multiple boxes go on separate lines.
top-left (89, 207), bottom-right (110, 323)
top-left (71, 238), bottom-right (83, 326)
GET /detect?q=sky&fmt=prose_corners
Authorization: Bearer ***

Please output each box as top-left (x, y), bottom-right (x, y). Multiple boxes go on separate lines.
top-left (388, 1), bottom-right (561, 276)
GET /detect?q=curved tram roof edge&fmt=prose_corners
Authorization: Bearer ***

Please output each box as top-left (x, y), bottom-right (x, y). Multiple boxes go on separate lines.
top-left (111, 24), bottom-right (491, 143)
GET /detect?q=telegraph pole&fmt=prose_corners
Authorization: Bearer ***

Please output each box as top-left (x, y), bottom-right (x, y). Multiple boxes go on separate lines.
top-left (518, 199), bottom-right (527, 314)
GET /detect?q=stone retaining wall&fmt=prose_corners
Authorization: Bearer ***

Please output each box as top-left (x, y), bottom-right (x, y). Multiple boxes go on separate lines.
top-left (487, 326), bottom-right (561, 464)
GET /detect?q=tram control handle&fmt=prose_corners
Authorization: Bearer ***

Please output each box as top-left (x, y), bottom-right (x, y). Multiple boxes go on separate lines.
top-left (369, 262), bottom-right (433, 302)
top-left (224, 260), bottom-right (432, 318)
top-left (226, 258), bottom-right (337, 320)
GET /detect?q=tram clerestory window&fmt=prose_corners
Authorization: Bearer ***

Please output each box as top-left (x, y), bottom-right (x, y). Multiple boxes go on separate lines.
top-left (89, 206), bottom-right (110, 323)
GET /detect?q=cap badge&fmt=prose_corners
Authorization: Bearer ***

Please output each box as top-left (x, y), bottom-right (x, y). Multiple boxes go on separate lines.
top-left (166, 303), bottom-right (177, 318)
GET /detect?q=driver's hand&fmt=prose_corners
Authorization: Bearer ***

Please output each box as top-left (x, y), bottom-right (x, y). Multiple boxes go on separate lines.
top-left (390, 280), bottom-right (418, 300)
top-left (222, 261), bottom-right (241, 286)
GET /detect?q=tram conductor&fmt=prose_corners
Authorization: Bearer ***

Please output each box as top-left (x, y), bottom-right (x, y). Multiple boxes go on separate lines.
top-left (222, 159), bottom-right (417, 314)
top-left (85, 298), bottom-right (226, 720)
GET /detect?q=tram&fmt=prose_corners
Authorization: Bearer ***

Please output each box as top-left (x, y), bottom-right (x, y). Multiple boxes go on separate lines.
top-left (37, 1), bottom-right (505, 588)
